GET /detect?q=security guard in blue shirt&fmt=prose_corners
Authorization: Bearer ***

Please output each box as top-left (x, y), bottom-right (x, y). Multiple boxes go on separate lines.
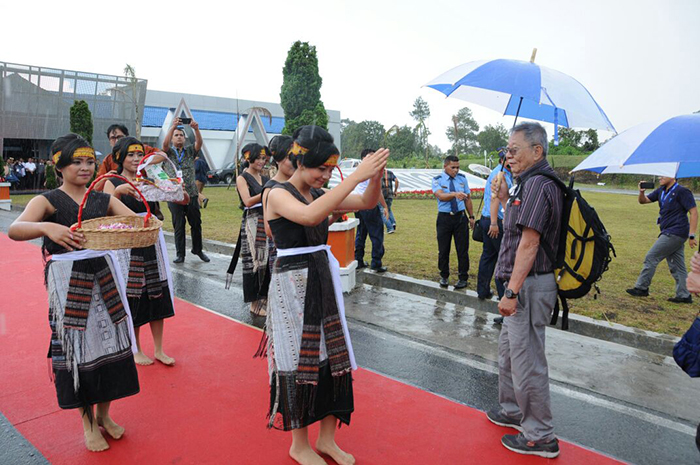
top-left (432, 155), bottom-right (475, 289)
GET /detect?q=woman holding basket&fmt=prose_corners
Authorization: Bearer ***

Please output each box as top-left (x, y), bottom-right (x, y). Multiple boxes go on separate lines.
top-left (227, 143), bottom-right (271, 316)
top-left (8, 134), bottom-right (141, 452)
top-left (264, 125), bottom-right (389, 465)
top-left (103, 137), bottom-right (182, 366)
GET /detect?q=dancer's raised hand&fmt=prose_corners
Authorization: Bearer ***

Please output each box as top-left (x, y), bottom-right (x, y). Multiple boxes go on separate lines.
top-left (350, 148), bottom-right (390, 183)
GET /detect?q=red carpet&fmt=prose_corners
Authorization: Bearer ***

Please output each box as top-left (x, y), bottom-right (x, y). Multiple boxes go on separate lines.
top-left (0, 233), bottom-right (620, 464)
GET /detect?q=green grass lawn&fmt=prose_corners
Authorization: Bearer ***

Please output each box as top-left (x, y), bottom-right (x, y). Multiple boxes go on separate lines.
top-left (10, 188), bottom-right (698, 336)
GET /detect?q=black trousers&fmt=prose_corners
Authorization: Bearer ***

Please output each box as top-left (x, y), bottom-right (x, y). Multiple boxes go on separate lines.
top-left (168, 196), bottom-right (202, 257)
top-left (355, 207), bottom-right (384, 269)
top-left (477, 217), bottom-right (505, 298)
top-left (436, 212), bottom-right (469, 280)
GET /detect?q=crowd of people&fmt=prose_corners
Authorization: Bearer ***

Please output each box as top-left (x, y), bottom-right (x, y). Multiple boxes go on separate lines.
top-left (3, 157), bottom-right (48, 190)
top-left (6, 118), bottom-right (700, 462)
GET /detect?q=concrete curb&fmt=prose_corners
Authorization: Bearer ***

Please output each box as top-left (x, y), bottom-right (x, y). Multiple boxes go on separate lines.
top-left (356, 270), bottom-right (680, 357)
top-left (9, 202), bottom-right (681, 356)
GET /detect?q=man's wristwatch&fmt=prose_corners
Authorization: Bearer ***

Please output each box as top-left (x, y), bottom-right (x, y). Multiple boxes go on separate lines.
top-left (505, 288), bottom-right (518, 299)
top-left (469, 215), bottom-right (475, 219)
top-left (690, 235), bottom-right (696, 240)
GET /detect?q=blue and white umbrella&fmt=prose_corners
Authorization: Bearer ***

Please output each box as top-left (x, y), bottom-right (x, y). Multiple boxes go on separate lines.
top-left (573, 114), bottom-right (700, 178)
top-left (425, 58), bottom-right (616, 142)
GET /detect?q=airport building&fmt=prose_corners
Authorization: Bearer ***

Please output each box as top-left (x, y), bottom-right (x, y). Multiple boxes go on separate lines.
top-left (0, 61), bottom-right (341, 169)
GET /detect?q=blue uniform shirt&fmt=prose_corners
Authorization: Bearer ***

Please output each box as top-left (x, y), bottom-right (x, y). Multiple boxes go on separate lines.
top-left (432, 171), bottom-right (470, 213)
top-left (482, 165), bottom-right (513, 219)
top-left (647, 183), bottom-right (696, 238)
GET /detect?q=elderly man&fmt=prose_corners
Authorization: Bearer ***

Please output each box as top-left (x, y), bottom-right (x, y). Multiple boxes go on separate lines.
top-left (487, 122), bottom-right (563, 458)
top-left (626, 176), bottom-right (697, 302)
top-left (432, 154), bottom-right (475, 289)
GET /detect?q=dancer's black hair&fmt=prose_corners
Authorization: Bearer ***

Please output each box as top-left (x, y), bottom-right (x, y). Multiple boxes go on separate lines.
top-left (50, 133), bottom-right (92, 178)
top-left (268, 135), bottom-right (294, 166)
top-left (291, 125), bottom-right (339, 169)
top-left (112, 137), bottom-right (144, 174)
top-left (240, 143), bottom-right (267, 170)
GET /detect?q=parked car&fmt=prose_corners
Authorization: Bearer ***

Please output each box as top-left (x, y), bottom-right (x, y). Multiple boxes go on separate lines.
top-left (207, 162), bottom-right (237, 184)
top-left (338, 158), bottom-right (361, 171)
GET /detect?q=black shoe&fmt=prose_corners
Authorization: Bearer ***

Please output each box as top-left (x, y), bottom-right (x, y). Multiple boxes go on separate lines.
top-left (173, 256), bottom-right (185, 264)
top-left (439, 278), bottom-right (449, 288)
top-left (371, 266), bottom-right (388, 273)
top-left (626, 287), bottom-right (649, 297)
top-left (454, 280), bottom-right (468, 289)
top-left (668, 296), bottom-right (693, 303)
top-left (501, 433), bottom-right (560, 458)
top-left (478, 292), bottom-right (494, 300)
top-left (493, 316), bottom-right (504, 325)
top-left (194, 251), bottom-right (210, 263)
top-left (357, 260), bottom-right (369, 269)
top-left (486, 409), bottom-right (523, 432)
top-left (202, 198), bottom-right (209, 209)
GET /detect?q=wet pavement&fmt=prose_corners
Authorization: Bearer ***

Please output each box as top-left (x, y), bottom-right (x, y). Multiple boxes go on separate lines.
top-left (1, 208), bottom-right (699, 464)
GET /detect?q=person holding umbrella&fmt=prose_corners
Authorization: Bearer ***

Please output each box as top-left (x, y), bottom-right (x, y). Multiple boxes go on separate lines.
top-left (626, 177), bottom-right (697, 302)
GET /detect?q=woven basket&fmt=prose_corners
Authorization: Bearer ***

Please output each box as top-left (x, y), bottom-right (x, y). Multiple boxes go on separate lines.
top-left (71, 174), bottom-right (163, 250)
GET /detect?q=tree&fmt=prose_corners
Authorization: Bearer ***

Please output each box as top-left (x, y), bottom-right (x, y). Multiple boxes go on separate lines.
top-left (581, 128), bottom-right (600, 152)
top-left (123, 64), bottom-right (141, 138)
top-left (557, 127), bottom-right (582, 148)
top-left (445, 107), bottom-right (480, 156)
top-left (69, 100), bottom-right (93, 145)
top-left (409, 97), bottom-right (431, 166)
top-left (340, 120), bottom-right (385, 157)
top-left (280, 41), bottom-right (328, 135)
top-left (384, 125), bottom-right (416, 159)
top-left (45, 164), bottom-right (58, 189)
top-left (476, 123), bottom-right (508, 154)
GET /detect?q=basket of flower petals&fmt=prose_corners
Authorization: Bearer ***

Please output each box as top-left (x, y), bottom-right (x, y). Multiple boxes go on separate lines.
top-left (70, 174), bottom-right (163, 250)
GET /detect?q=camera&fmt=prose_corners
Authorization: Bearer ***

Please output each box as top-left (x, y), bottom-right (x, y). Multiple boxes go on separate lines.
top-left (640, 181), bottom-right (655, 190)
top-left (179, 117), bottom-right (192, 125)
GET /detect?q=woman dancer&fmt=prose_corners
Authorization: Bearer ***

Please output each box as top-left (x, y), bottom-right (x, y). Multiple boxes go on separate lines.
top-left (104, 137), bottom-right (178, 366)
top-left (265, 125), bottom-right (389, 465)
top-left (227, 143), bottom-right (270, 316)
top-left (8, 134), bottom-right (140, 452)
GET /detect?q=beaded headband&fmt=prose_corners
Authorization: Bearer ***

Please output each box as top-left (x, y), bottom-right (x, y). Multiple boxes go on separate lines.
top-left (53, 147), bottom-right (96, 164)
top-left (127, 144), bottom-right (144, 153)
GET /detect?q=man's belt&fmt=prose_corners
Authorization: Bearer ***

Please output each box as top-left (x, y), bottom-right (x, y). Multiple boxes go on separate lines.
top-left (438, 210), bottom-right (465, 217)
top-left (528, 270), bottom-right (553, 277)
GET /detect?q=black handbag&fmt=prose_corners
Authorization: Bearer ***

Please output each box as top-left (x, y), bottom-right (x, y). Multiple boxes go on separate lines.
top-left (471, 194), bottom-right (485, 242)
top-left (673, 313), bottom-right (700, 378)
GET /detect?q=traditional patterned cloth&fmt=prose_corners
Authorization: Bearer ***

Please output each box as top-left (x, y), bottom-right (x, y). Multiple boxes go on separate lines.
top-left (265, 182), bottom-right (355, 431)
top-left (227, 172), bottom-right (270, 313)
top-left (41, 189), bottom-right (139, 408)
top-left (110, 178), bottom-right (175, 327)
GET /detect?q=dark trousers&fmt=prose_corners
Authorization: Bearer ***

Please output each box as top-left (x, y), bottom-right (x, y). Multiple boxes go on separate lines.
top-left (477, 217), bottom-right (505, 298)
top-left (436, 212), bottom-right (469, 280)
top-left (355, 207), bottom-right (384, 269)
top-left (168, 196), bottom-right (203, 257)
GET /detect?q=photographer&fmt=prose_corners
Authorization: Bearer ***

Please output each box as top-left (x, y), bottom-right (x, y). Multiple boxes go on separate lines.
top-left (162, 117), bottom-right (209, 264)
top-left (627, 177), bottom-right (697, 303)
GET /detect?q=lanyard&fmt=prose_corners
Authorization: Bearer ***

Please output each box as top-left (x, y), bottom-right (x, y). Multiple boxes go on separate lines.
top-left (660, 183), bottom-right (678, 207)
top-left (174, 147), bottom-right (185, 166)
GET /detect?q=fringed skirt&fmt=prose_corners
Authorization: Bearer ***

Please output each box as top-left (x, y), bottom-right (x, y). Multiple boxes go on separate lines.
top-left (265, 254), bottom-right (354, 431)
top-left (115, 232), bottom-right (175, 328)
top-left (240, 207), bottom-right (270, 306)
top-left (46, 256), bottom-right (139, 409)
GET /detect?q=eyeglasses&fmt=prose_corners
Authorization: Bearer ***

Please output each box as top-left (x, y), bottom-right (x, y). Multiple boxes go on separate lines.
top-left (109, 135), bottom-right (124, 142)
top-left (502, 144), bottom-right (541, 156)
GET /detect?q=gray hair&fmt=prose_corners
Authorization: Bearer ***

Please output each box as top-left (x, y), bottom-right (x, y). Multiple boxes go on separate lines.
top-left (511, 122), bottom-right (548, 157)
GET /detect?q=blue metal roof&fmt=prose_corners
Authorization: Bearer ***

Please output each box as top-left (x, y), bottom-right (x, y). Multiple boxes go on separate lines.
top-left (142, 106), bottom-right (285, 133)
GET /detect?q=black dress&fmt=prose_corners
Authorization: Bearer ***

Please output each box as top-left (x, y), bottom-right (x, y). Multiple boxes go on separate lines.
top-left (42, 189), bottom-right (139, 409)
top-left (227, 171), bottom-right (271, 308)
top-left (265, 182), bottom-right (354, 431)
top-left (110, 178), bottom-right (175, 327)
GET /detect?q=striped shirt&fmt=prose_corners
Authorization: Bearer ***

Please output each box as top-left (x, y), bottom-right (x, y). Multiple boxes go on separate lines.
top-left (495, 159), bottom-right (563, 281)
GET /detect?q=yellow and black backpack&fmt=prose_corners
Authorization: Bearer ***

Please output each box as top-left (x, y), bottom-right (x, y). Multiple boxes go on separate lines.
top-left (524, 172), bottom-right (616, 330)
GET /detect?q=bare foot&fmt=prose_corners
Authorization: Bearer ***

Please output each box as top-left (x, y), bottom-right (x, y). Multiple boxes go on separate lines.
top-left (290, 445), bottom-right (327, 465)
top-left (134, 351), bottom-right (154, 365)
top-left (84, 428), bottom-right (109, 452)
top-left (316, 440), bottom-right (355, 465)
top-left (97, 416), bottom-right (125, 440)
top-left (154, 351), bottom-right (176, 366)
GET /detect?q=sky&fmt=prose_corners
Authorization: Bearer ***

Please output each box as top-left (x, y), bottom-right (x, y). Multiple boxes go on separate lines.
top-left (2, 0), bottom-right (699, 152)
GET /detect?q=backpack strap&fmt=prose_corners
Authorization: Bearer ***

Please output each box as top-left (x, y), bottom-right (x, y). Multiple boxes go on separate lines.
top-left (550, 297), bottom-right (570, 330)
